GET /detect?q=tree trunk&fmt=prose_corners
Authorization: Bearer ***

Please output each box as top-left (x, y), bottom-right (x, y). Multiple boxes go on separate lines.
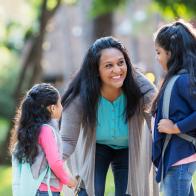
top-left (92, 12), bottom-right (114, 42)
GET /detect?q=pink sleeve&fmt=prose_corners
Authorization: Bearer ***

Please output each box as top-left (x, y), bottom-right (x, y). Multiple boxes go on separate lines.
top-left (38, 125), bottom-right (70, 185)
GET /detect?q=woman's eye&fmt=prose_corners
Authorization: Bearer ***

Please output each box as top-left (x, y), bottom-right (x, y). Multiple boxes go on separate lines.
top-left (105, 64), bottom-right (112, 68)
top-left (118, 60), bottom-right (125, 66)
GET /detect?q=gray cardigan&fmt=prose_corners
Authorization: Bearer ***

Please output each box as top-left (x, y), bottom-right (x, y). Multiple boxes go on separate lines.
top-left (60, 71), bottom-right (159, 196)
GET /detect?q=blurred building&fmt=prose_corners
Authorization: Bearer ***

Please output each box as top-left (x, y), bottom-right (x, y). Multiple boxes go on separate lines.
top-left (41, 0), bottom-right (163, 92)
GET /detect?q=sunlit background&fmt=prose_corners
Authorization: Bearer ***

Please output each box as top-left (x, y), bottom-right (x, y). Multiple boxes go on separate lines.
top-left (0, 0), bottom-right (195, 195)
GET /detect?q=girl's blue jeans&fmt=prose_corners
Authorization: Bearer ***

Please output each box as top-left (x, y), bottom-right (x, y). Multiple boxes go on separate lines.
top-left (162, 162), bottom-right (196, 196)
top-left (79, 143), bottom-right (129, 196)
top-left (36, 190), bottom-right (60, 196)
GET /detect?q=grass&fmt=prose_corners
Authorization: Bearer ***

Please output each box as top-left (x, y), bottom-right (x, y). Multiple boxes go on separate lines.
top-left (1, 165), bottom-right (196, 196)
top-left (0, 165), bottom-right (12, 196)
top-left (105, 168), bottom-right (115, 195)
top-left (0, 165), bottom-right (114, 196)
top-left (193, 176), bottom-right (196, 192)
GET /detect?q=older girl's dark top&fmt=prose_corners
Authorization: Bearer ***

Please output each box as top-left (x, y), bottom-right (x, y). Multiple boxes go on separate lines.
top-left (152, 73), bottom-right (196, 182)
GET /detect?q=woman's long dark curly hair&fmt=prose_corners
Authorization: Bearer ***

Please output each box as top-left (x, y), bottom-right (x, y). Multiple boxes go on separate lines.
top-left (152, 20), bottom-right (196, 115)
top-left (62, 36), bottom-right (143, 129)
top-left (10, 83), bottom-right (59, 164)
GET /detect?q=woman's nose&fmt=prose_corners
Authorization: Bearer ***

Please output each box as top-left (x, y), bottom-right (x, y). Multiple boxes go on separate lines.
top-left (112, 65), bottom-right (121, 73)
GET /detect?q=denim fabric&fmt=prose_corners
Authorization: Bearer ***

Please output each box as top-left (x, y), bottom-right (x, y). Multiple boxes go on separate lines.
top-left (78, 143), bottom-right (129, 196)
top-left (162, 162), bottom-right (196, 196)
top-left (78, 188), bottom-right (88, 196)
top-left (36, 190), bottom-right (60, 196)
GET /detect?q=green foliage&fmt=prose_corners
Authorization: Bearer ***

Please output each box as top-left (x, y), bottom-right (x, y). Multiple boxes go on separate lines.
top-left (152, 0), bottom-right (196, 19)
top-left (63, 0), bottom-right (78, 5)
top-left (2, 22), bottom-right (27, 53)
top-left (0, 166), bottom-right (12, 196)
top-left (90, 0), bottom-right (128, 17)
top-left (0, 47), bottom-right (20, 118)
top-left (0, 118), bottom-right (9, 143)
top-left (0, 0), bottom-right (66, 120)
top-left (47, 0), bottom-right (59, 10)
top-left (0, 1), bottom-right (40, 53)
top-left (0, 0), bottom-right (48, 119)
top-left (0, 165), bottom-right (114, 196)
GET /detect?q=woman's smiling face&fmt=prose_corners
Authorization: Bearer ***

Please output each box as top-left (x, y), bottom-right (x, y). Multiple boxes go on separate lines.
top-left (98, 48), bottom-right (127, 92)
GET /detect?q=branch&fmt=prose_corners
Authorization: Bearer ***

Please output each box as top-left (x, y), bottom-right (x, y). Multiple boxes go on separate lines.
top-left (40, 0), bottom-right (62, 33)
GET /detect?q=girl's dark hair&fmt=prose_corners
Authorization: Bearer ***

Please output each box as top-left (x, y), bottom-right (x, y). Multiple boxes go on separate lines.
top-left (10, 83), bottom-right (59, 163)
top-left (62, 36), bottom-right (142, 129)
top-left (152, 20), bottom-right (196, 114)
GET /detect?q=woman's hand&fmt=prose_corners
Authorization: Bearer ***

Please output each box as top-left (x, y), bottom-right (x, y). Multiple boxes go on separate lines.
top-left (158, 119), bottom-right (180, 134)
top-left (67, 177), bottom-right (77, 189)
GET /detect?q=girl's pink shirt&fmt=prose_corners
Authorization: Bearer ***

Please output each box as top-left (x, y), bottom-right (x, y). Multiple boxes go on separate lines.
top-left (173, 153), bottom-right (196, 166)
top-left (38, 125), bottom-right (70, 192)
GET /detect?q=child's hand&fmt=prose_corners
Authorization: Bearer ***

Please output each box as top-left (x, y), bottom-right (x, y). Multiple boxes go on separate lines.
top-left (158, 119), bottom-right (180, 134)
top-left (67, 177), bottom-right (77, 189)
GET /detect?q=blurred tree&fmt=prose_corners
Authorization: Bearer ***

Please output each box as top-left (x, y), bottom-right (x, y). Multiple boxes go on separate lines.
top-left (14, 0), bottom-right (62, 99)
top-left (0, 67), bottom-right (19, 118)
top-left (153, 0), bottom-right (196, 19)
top-left (0, 48), bottom-right (20, 118)
top-left (0, 0), bottom-right (130, 164)
top-left (0, 0), bottom-right (62, 164)
top-left (90, 0), bottom-right (128, 41)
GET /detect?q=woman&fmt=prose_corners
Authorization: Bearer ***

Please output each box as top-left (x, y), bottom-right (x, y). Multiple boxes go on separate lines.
top-left (61, 36), bottom-right (157, 196)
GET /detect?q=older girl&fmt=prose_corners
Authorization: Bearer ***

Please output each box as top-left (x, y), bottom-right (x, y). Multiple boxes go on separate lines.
top-left (152, 20), bottom-right (196, 196)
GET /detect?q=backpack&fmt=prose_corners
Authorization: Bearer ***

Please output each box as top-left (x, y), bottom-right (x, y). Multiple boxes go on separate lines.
top-left (161, 73), bottom-right (196, 183)
top-left (12, 157), bottom-right (52, 196)
top-left (12, 124), bottom-right (58, 196)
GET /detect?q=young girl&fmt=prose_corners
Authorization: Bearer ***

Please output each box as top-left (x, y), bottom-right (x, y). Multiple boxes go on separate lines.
top-left (10, 83), bottom-right (77, 196)
top-left (152, 20), bottom-right (196, 195)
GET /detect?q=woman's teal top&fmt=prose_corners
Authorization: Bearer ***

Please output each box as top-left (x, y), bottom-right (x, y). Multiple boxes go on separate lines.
top-left (96, 93), bottom-right (129, 149)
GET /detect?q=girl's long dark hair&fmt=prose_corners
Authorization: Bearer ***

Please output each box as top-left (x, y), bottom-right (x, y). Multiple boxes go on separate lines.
top-left (62, 36), bottom-right (142, 129)
top-left (10, 83), bottom-right (59, 164)
top-left (152, 20), bottom-right (196, 114)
